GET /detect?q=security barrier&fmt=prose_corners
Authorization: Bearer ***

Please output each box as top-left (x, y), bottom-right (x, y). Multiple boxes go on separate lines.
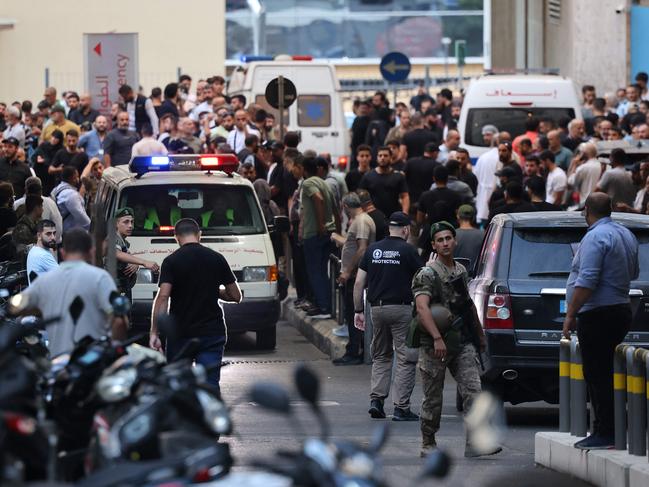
top-left (328, 254), bottom-right (344, 327)
top-left (561, 337), bottom-right (649, 458)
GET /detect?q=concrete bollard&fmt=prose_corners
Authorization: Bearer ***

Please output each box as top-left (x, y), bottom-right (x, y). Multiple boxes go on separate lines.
top-left (559, 338), bottom-right (571, 433)
top-left (570, 337), bottom-right (588, 437)
top-left (614, 344), bottom-right (627, 450)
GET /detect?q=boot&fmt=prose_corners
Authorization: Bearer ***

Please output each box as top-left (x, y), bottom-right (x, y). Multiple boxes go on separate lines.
top-left (420, 418), bottom-right (437, 457)
top-left (464, 439), bottom-right (502, 458)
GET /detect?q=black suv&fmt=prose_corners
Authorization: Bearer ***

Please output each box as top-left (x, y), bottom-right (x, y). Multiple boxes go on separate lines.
top-left (469, 211), bottom-right (649, 405)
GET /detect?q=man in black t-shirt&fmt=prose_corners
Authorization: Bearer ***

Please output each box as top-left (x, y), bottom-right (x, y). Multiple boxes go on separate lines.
top-left (400, 113), bottom-right (438, 160)
top-left (51, 130), bottom-right (89, 179)
top-left (353, 212), bottom-right (422, 421)
top-left (357, 189), bottom-right (388, 241)
top-left (404, 142), bottom-right (440, 213)
top-left (345, 144), bottom-right (372, 193)
top-left (358, 146), bottom-right (409, 216)
top-left (150, 219), bottom-right (241, 391)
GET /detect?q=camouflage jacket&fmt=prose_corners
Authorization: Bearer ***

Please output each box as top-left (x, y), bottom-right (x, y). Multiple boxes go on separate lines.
top-left (12, 215), bottom-right (37, 247)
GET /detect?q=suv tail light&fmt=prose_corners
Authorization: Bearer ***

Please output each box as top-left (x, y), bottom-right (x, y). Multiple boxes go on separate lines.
top-left (484, 293), bottom-right (514, 329)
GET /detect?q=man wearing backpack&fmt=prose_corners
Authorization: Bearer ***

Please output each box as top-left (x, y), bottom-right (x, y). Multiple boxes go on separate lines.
top-left (50, 166), bottom-right (90, 232)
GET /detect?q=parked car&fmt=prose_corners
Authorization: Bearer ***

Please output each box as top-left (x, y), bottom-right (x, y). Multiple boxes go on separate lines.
top-left (469, 211), bottom-right (649, 405)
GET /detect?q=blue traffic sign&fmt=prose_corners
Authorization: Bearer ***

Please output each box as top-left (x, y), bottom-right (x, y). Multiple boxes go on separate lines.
top-left (380, 52), bottom-right (411, 83)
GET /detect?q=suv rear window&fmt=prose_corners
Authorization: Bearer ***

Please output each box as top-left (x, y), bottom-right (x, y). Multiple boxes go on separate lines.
top-left (465, 108), bottom-right (576, 147)
top-left (118, 184), bottom-right (266, 236)
top-left (509, 228), bottom-right (649, 281)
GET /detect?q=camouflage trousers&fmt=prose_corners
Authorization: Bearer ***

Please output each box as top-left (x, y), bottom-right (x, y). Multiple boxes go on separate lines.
top-left (419, 343), bottom-right (482, 444)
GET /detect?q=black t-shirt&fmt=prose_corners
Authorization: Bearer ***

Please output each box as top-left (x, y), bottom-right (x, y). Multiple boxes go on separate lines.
top-left (367, 208), bottom-right (388, 241)
top-left (351, 115), bottom-right (370, 152)
top-left (0, 207), bottom-right (17, 235)
top-left (489, 201), bottom-right (535, 221)
top-left (52, 148), bottom-right (89, 174)
top-left (345, 169), bottom-right (369, 193)
top-left (159, 243), bottom-right (236, 338)
top-left (460, 171), bottom-right (478, 196)
top-left (404, 156), bottom-right (440, 208)
top-left (269, 163), bottom-right (296, 212)
top-left (418, 187), bottom-right (462, 227)
top-left (531, 201), bottom-right (560, 211)
top-left (358, 169), bottom-right (408, 216)
top-left (402, 128), bottom-right (438, 159)
top-left (0, 158), bottom-right (31, 199)
top-left (359, 236), bottom-right (422, 304)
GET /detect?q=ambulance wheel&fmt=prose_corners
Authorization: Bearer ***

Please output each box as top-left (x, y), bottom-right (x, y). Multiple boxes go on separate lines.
top-left (256, 325), bottom-right (277, 350)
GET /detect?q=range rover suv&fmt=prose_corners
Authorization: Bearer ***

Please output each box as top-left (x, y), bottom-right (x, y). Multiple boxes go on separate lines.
top-left (470, 212), bottom-right (649, 405)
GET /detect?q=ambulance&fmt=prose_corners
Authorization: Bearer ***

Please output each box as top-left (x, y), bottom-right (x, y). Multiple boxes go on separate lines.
top-left (96, 154), bottom-right (287, 349)
top-left (228, 55), bottom-right (350, 169)
top-left (458, 73), bottom-right (582, 161)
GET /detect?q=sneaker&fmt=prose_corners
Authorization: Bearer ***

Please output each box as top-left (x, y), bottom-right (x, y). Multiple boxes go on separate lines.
top-left (464, 445), bottom-right (503, 458)
top-left (392, 407), bottom-right (419, 422)
top-left (420, 443), bottom-right (437, 458)
top-left (574, 435), bottom-right (615, 450)
top-left (306, 308), bottom-right (332, 319)
top-left (333, 354), bottom-right (363, 366)
top-left (368, 399), bottom-right (386, 419)
top-left (333, 324), bottom-right (349, 337)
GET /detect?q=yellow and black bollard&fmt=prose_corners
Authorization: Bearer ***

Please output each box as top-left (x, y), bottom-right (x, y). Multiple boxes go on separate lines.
top-left (559, 338), bottom-right (571, 433)
top-left (630, 348), bottom-right (647, 456)
top-left (570, 337), bottom-right (587, 437)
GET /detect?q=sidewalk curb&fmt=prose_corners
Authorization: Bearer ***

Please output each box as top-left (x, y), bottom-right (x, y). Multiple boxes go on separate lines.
top-left (535, 431), bottom-right (649, 487)
top-left (281, 297), bottom-right (347, 359)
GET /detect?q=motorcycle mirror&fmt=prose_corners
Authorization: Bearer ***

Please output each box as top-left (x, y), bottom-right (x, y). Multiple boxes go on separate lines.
top-left (295, 364), bottom-right (320, 407)
top-left (420, 449), bottom-right (452, 479)
top-left (156, 313), bottom-right (178, 342)
top-left (250, 383), bottom-right (291, 415)
top-left (369, 422), bottom-right (390, 453)
top-left (110, 292), bottom-right (131, 317)
top-left (69, 296), bottom-right (85, 324)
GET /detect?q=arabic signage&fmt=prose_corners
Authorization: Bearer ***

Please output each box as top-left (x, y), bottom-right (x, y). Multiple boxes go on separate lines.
top-left (484, 89), bottom-right (558, 99)
top-left (83, 33), bottom-right (139, 119)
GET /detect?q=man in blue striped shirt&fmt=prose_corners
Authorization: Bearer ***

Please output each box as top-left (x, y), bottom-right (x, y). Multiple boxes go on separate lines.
top-left (563, 192), bottom-right (639, 450)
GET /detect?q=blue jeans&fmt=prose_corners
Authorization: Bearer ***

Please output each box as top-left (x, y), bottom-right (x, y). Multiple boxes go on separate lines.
top-left (166, 335), bottom-right (226, 392)
top-left (302, 234), bottom-right (332, 313)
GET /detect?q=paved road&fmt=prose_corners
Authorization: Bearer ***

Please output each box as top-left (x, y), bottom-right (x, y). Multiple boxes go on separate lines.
top-left (220, 322), bottom-right (591, 487)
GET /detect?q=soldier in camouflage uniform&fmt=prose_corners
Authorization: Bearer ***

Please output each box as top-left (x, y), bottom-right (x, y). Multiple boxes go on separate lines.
top-left (411, 221), bottom-right (501, 458)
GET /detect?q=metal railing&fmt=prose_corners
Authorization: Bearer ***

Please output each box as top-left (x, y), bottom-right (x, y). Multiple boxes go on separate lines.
top-left (560, 337), bottom-right (649, 458)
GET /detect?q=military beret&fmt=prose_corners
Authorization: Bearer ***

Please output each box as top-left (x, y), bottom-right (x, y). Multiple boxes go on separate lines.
top-left (115, 207), bottom-right (134, 219)
top-left (430, 221), bottom-right (456, 239)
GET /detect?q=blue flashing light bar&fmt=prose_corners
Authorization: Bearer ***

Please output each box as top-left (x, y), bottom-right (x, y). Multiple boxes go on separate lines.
top-left (129, 156), bottom-right (170, 177)
top-left (240, 55), bottom-right (274, 63)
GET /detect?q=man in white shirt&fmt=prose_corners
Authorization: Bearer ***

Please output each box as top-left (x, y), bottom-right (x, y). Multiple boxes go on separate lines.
top-left (540, 150), bottom-right (567, 205)
top-left (2, 106), bottom-right (26, 148)
top-left (227, 109), bottom-right (260, 154)
top-left (131, 123), bottom-right (168, 157)
top-left (189, 85), bottom-right (213, 122)
top-left (474, 127), bottom-right (503, 224)
top-left (26, 219), bottom-right (58, 284)
top-left (568, 143), bottom-right (604, 205)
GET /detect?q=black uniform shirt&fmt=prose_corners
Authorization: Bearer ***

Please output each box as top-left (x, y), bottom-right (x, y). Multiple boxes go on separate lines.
top-left (359, 236), bottom-right (422, 304)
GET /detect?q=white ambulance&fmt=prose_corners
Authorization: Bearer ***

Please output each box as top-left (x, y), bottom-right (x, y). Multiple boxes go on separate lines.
top-left (96, 154), bottom-right (287, 349)
top-left (458, 74), bottom-right (582, 161)
top-left (228, 56), bottom-right (350, 168)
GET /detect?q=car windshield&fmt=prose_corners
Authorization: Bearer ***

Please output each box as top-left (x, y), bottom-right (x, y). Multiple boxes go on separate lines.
top-left (509, 227), bottom-right (649, 281)
top-left (118, 184), bottom-right (266, 236)
top-left (466, 108), bottom-right (576, 147)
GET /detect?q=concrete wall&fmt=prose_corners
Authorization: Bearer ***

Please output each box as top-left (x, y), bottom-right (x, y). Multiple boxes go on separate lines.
top-left (0, 0), bottom-right (226, 103)
top-left (490, 0), bottom-right (517, 70)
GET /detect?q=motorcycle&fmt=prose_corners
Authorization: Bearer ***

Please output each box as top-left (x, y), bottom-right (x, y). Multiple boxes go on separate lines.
top-left (236, 364), bottom-right (452, 487)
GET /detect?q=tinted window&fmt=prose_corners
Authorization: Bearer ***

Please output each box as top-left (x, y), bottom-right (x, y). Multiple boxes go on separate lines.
top-left (298, 95), bottom-right (331, 127)
top-left (118, 184), bottom-right (265, 236)
top-left (465, 108), bottom-right (576, 147)
top-left (509, 228), bottom-right (649, 281)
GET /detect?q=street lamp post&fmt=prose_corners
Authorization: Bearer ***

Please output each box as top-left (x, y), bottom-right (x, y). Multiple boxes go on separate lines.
top-left (441, 37), bottom-right (451, 81)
